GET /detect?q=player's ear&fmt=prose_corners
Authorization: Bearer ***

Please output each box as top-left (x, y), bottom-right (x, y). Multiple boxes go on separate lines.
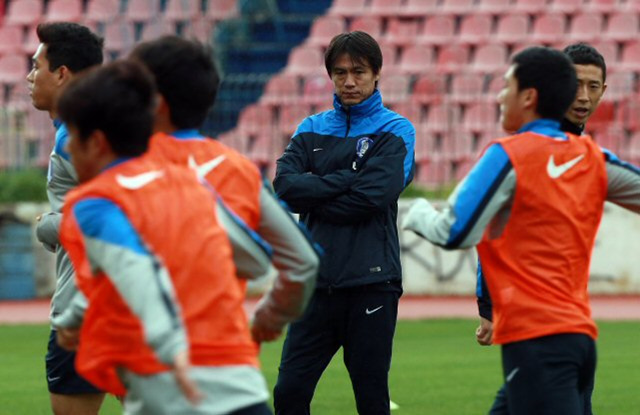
top-left (88, 129), bottom-right (111, 157)
top-left (520, 87), bottom-right (537, 112)
top-left (56, 65), bottom-right (72, 87)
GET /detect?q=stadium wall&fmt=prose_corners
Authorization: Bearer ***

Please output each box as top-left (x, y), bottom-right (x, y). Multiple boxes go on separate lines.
top-left (1, 200), bottom-right (639, 299)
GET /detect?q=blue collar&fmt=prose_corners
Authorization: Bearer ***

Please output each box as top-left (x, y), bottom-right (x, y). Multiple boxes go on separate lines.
top-left (102, 157), bottom-right (132, 172)
top-left (53, 119), bottom-right (63, 130)
top-left (171, 129), bottom-right (204, 140)
top-left (333, 89), bottom-right (383, 117)
top-left (517, 119), bottom-right (567, 140)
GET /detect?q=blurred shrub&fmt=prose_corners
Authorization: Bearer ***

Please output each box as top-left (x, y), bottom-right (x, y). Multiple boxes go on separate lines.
top-left (0, 169), bottom-right (48, 203)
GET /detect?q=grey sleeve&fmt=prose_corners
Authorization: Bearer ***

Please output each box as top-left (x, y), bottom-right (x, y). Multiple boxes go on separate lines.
top-left (252, 186), bottom-right (319, 331)
top-left (606, 161), bottom-right (640, 214)
top-left (216, 201), bottom-right (275, 281)
top-left (51, 290), bottom-right (88, 328)
top-left (35, 212), bottom-right (62, 252)
top-left (403, 170), bottom-right (516, 249)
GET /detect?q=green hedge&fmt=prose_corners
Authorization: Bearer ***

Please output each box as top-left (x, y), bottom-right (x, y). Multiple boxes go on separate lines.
top-left (0, 169), bottom-right (48, 203)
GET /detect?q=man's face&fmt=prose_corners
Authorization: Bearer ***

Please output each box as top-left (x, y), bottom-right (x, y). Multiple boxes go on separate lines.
top-left (331, 53), bottom-right (380, 107)
top-left (498, 65), bottom-right (528, 133)
top-left (27, 44), bottom-right (61, 112)
top-left (66, 125), bottom-right (98, 183)
top-left (565, 64), bottom-right (607, 126)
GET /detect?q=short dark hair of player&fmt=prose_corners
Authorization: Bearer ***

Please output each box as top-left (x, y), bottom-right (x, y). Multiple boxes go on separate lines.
top-left (129, 35), bottom-right (220, 130)
top-left (512, 47), bottom-right (578, 121)
top-left (36, 22), bottom-right (104, 73)
top-left (563, 42), bottom-right (607, 83)
top-left (58, 60), bottom-right (156, 157)
top-left (324, 31), bottom-right (383, 77)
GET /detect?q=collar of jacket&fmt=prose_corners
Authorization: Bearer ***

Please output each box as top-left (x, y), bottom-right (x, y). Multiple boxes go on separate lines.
top-left (332, 89), bottom-right (383, 118)
top-left (560, 117), bottom-right (584, 136)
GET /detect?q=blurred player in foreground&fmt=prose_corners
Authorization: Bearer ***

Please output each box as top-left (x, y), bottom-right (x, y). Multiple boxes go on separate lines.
top-left (129, 35), bottom-right (319, 343)
top-left (476, 42), bottom-right (610, 415)
top-left (403, 47), bottom-right (640, 414)
top-left (50, 60), bottom-right (279, 414)
top-left (28, 21), bottom-right (105, 414)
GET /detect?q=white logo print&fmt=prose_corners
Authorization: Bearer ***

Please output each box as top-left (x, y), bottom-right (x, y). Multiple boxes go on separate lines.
top-left (47, 376), bottom-right (61, 382)
top-left (365, 305), bottom-right (383, 315)
top-left (116, 171), bottom-right (164, 189)
top-left (313, 148), bottom-right (323, 152)
top-left (188, 155), bottom-right (226, 179)
top-left (506, 367), bottom-right (520, 383)
top-left (547, 154), bottom-right (585, 179)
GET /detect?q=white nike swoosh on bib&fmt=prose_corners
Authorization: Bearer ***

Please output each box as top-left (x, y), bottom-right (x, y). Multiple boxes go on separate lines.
top-left (365, 305), bottom-right (383, 315)
top-left (116, 170), bottom-right (164, 189)
top-left (546, 153), bottom-right (585, 179)
top-left (188, 154), bottom-right (226, 179)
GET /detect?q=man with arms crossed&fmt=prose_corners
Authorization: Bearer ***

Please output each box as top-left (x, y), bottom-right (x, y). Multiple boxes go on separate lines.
top-left (28, 22), bottom-right (105, 415)
top-left (51, 60), bottom-right (286, 414)
top-left (403, 47), bottom-right (640, 414)
top-left (476, 42), bottom-right (610, 415)
top-left (272, 31), bottom-right (415, 415)
top-left (128, 36), bottom-right (319, 342)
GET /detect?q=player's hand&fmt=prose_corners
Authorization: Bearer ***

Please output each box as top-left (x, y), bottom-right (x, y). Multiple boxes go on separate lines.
top-left (475, 317), bottom-right (493, 346)
top-left (251, 321), bottom-right (282, 343)
top-left (56, 327), bottom-right (80, 351)
top-left (172, 350), bottom-right (203, 405)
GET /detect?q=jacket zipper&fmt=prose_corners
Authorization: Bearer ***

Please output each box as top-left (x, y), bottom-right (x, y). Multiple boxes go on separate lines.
top-left (344, 108), bottom-right (351, 138)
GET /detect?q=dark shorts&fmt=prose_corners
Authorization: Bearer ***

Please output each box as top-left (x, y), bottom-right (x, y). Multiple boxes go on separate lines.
top-left (45, 329), bottom-right (102, 395)
top-left (499, 333), bottom-right (596, 415)
top-left (230, 402), bottom-right (273, 415)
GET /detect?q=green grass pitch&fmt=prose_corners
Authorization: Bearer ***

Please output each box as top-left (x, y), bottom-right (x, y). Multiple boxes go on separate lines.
top-left (0, 320), bottom-right (638, 414)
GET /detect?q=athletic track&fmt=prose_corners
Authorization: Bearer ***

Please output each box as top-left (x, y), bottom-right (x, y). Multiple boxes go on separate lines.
top-left (1, 296), bottom-right (638, 324)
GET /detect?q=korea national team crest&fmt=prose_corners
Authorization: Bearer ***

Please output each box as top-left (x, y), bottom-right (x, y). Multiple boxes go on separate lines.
top-left (356, 137), bottom-right (374, 159)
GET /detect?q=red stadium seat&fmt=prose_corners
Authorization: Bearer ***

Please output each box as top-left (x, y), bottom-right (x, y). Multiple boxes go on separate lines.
top-left (585, 100), bottom-right (615, 130)
top-left (439, 0), bottom-right (475, 15)
top-left (531, 14), bottom-right (567, 44)
top-left (585, 0), bottom-right (620, 12)
top-left (623, 0), bottom-right (640, 12)
top-left (603, 72), bottom-right (634, 102)
top-left (462, 102), bottom-right (498, 133)
top-left (378, 74), bottom-right (411, 104)
top-left (238, 103), bottom-right (274, 138)
top-left (183, 18), bottom-right (213, 42)
top-left (485, 74), bottom-right (505, 101)
top-left (398, 45), bottom-right (435, 74)
top-left (472, 44), bottom-right (508, 74)
top-left (549, 0), bottom-right (583, 13)
top-left (125, 0), bottom-right (160, 22)
top-left (46, 0), bottom-right (82, 22)
top-left (435, 44), bottom-right (470, 74)
top-left (380, 42), bottom-right (399, 73)
top-left (390, 101), bottom-right (423, 126)
top-left (412, 73), bottom-right (447, 104)
top-left (0, 55), bottom-right (28, 84)
top-left (384, 18), bottom-right (420, 47)
top-left (604, 13), bottom-right (639, 43)
top-left (415, 155), bottom-right (451, 189)
top-left (350, 16), bottom-right (383, 38)
top-left (140, 18), bottom-right (175, 41)
top-left (495, 14), bottom-right (530, 45)
top-left (417, 15), bottom-right (455, 46)
top-left (306, 15), bottom-right (346, 47)
top-left (589, 40), bottom-right (618, 66)
top-left (423, 103), bottom-right (461, 133)
top-left (450, 73), bottom-right (485, 104)
top-left (303, 74), bottom-right (333, 105)
top-left (164, 0), bottom-right (201, 22)
top-left (616, 97), bottom-right (640, 132)
top-left (589, 126), bottom-right (624, 154)
top-left (513, 0), bottom-right (548, 14)
top-left (278, 103), bottom-right (313, 136)
top-left (205, 0), bottom-right (237, 21)
top-left (620, 42), bottom-right (640, 72)
top-left (260, 73), bottom-right (301, 106)
top-left (103, 20), bottom-right (136, 55)
top-left (477, 0), bottom-right (511, 14)
top-left (0, 26), bottom-right (24, 55)
top-left (369, 0), bottom-right (403, 17)
top-left (246, 134), bottom-right (274, 169)
top-left (85, 0), bottom-right (120, 24)
top-left (414, 125), bottom-right (436, 162)
top-left (284, 46), bottom-right (324, 76)
top-left (457, 14), bottom-right (493, 45)
top-left (401, 0), bottom-right (439, 17)
top-left (328, 0), bottom-right (366, 17)
top-left (625, 132), bottom-right (640, 164)
top-left (568, 13), bottom-right (603, 42)
top-left (5, 0), bottom-right (43, 27)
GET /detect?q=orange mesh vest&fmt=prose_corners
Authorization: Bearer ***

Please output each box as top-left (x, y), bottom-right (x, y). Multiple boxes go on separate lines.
top-left (147, 133), bottom-right (262, 229)
top-left (61, 157), bottom-right (259, 395)
top-left (477, 132), bottom-right (607, 345)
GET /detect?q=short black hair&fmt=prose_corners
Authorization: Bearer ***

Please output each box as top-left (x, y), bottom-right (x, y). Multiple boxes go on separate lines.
top-left (325, 31), bottom-right (382, 76)
top-left (129, 36), bottom-right (219, 130)
top-left (563, 42), bottom-right (607, 82)
top-left (58, 60), bottom-right (156, 157)
top-left (512, 47), bottom-right (577, 121)
top-left (36, 22), bottom-right (104, 73)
